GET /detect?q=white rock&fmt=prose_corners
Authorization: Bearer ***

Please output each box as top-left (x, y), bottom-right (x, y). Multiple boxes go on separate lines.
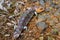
top-left (11, 21), bottom-right (16, 24)
top-left (0, 0), bottom-right (8, 12)
top-left (14, 25), bottom-right (18, 30)
top-left (7, 23), bottom-right (12, 26)
top-left (4, 34), bottom-right (10, 37)
top-left (5, 0), bottom-right (12, 8)
top-left (9, 15), bottom-right (14, 18)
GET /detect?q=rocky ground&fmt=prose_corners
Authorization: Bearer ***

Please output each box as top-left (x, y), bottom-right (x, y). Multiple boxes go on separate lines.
top-left (0, 0), bottom-right (60, 40)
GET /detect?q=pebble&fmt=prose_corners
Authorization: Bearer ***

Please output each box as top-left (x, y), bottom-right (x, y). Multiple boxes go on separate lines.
top-left (7, 23), bottom-right (13, 26)
top-left (9, 15), bottom-right (14, 18)
top-left (36, 22), bottom-right (48, 29)
top-left (38, 15), bottom-right (46, 22)
top-left (11, 21), bottom-right (16, 24)
top-left (51, 29), bottom-right (58, 35)
top-left (0, 0), bottom-right (8, 12)
top-left (55, 23), bottom-right (60, 30)
top-left (14, 24), bottom-right (18, 30)
top-left (4, 34), bottom-right (10, 37)
top-left (39, 0), bottom-right (45, 6)
top-left (39, 37), bottom-right (43, 40)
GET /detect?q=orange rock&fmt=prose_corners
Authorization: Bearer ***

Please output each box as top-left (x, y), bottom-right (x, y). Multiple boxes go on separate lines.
top-left (36, 7), bottom-right (44, 13)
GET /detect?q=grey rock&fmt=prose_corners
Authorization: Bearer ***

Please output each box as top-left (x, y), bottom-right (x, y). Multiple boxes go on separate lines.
top-left (39, 0), bottom-right (45, 6)
top-left (36, 22), bottom-right (48, 29)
